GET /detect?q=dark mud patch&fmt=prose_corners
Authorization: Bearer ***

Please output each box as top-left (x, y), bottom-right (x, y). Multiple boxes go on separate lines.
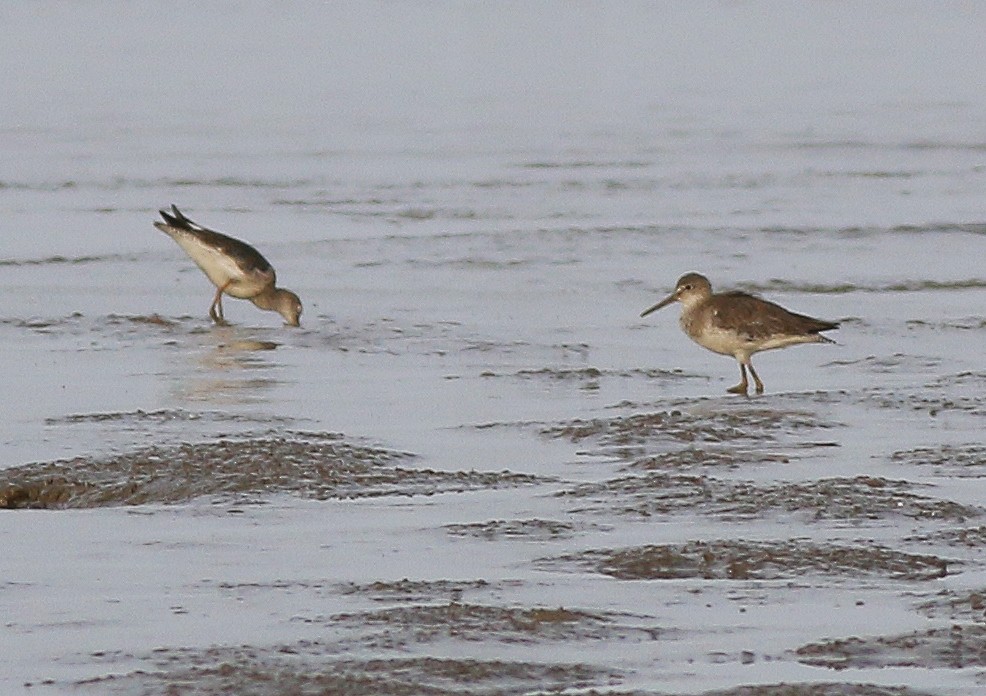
top-left (541, 406), bottom-right (839, 462)
top-left (317, 602), bottom-right (661, 647)
top-left (478, 366), bottom-right (704, 390)
top-left (72, 646), bottom-right (620, 696)
top-left (107, 313), bottom-right (181, 328)
top-left (0, 253), bottom-right (121, 266)
top-left (915, 588), bottom-right (986, 624)
top-left (336, 579), bottom-right (513, 604)
top-left (908, 525), bottom-right (986, 549)
top-left (444, 518), bottom-right (608, 541)
top-left (0, 432), bottom-right (548, 509)
top-left (625, 446), bottom-right (794, 473)
top-left (931, 370), bottom-right (986, 388)
top-left (44, 408), bottom-right (291, 426)
top-left (3, 312), bottom-right (194, 337)
top-left (891, 443), bottom-right (986, 477)
top-left (541, 540), bottom-right (950, 581)
top-left (556, 474), bottom-right (979, 522)
top-left (699, 684), bottom-right (939, 696)
top-left (862, 387), bottom-right (986, 417)
top-left (796, 624), bottom-right (986, 670)
top-left (206, 578), bottom-right (518, 606)
top-left (907, 317), bottom-right (986, 331)
top-left (755, 275), bottom-right (986, 294)
top-left (2, 312), bottom-right (85, 334)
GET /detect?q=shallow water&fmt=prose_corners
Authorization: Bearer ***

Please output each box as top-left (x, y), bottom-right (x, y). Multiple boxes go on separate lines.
top-left (3, 2), bottom-right (986, 694)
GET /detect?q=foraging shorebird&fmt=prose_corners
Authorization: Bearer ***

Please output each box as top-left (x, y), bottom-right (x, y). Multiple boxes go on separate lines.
top-left (641, 273), bottom-right (838, 395)
top-left (154, 205), bottom-right (302, 326)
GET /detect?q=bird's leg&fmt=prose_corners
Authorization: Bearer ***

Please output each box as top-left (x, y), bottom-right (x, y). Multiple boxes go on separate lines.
top-left (748, 362), bottom-right (765, 394)
top-left (209, 282), bottom-right (231, 325)
top-left (727, 363), bottom-right (749, 395)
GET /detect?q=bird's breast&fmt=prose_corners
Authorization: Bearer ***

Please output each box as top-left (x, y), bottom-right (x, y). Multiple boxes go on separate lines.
top-left (680, 311), bottom-right (745, 357)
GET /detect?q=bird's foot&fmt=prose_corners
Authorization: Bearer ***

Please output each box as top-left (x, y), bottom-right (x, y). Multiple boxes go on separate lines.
top-left (726, 382), bottom-right (749, 395)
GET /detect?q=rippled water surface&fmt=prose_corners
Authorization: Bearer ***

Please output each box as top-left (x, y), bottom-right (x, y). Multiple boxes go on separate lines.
top-left (3, 2), bottom-right (986, 694)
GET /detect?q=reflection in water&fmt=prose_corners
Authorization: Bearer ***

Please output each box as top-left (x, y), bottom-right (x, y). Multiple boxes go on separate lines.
top-left (172, 325), bottom-right (282, 405)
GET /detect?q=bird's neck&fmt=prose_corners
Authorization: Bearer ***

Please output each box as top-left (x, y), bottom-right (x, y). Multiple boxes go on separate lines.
top-left (250, 286), bottom-right (282, 311)
top-left (679, 294), bottom-right (710, 312)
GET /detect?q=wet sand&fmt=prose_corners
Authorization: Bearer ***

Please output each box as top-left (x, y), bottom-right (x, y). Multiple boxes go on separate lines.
top-left (3, 264), bottom-right (986, 694)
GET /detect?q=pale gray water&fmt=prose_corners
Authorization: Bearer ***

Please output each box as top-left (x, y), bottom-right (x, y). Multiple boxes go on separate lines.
top-left (2, 2), bottom-right (986, 694)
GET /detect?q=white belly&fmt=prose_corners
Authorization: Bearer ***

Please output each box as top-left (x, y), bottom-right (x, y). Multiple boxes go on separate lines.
top-left (685, 321), bottom-right (745, 357)
top-left (684, 316), bottom-right (819, 359)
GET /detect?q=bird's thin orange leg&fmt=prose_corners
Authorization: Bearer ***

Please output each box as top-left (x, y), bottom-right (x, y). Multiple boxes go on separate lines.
top-left (748, 363), bottom-right (765, 394)
top-left (209, 282), bottom-right (232, 325)
top-left (727, 363), bottom-right (749, 395)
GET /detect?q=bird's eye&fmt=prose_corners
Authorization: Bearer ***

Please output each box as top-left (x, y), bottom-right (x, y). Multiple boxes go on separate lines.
top-left (683, 284), bottom-right (692, 291)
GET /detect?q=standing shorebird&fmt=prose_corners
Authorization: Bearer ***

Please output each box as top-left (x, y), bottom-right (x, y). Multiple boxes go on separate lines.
top-left (154, 205), bottom-right (302, 326)
top-left (640, 273), bottom-right (838, 395)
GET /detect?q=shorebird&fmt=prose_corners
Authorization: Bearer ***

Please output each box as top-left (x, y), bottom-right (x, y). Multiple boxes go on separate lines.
top-left (154, 205), bottom-right (302, 326)
top-left (640, 272), bottom-right (838, 395)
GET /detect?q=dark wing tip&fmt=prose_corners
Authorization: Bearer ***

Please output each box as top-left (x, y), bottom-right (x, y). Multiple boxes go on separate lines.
top-left (158, 205), bottom-right (180, 227)
top-left (158, 205), bottom-right (199, 231)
